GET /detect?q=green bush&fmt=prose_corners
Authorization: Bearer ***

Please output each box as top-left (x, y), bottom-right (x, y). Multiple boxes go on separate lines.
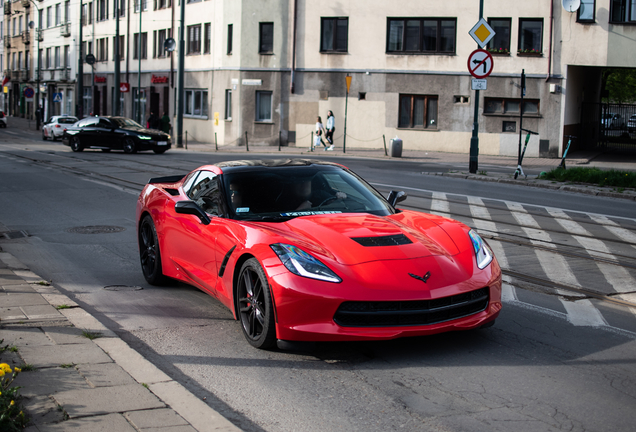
top-left (539, 167), bottom-right (636, 188)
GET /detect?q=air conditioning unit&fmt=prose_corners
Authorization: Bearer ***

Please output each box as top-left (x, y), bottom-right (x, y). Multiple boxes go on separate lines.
top-left (22, 31), bottom-right (31, 44)
top-left (4, 3), bottom-right (11, 15)
top-left (60, 22), bottom-right (70, 37)
top-left (21, 0), bottom-right (30, 8)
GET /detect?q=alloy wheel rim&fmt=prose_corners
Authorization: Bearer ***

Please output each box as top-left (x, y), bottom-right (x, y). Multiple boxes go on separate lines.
top-left (238, 268), bottom-right (265, 340)
top-left (139, 222), bottom-right (156, 275)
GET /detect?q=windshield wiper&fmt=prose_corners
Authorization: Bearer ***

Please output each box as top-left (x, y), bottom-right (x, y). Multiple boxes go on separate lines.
top-left (242, 215), bottom-right (295, 222)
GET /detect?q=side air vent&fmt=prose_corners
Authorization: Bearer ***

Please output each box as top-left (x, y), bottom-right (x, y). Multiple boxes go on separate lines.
top-left (351, 234), bottom-right (412, 247)
top-left (165, 188), bottom-right (180, 196)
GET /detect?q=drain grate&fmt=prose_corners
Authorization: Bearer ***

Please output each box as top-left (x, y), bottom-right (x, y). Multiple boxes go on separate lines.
top-left (67, 226), bottom-right (126, 235)
top-left (2, 230), bottom-right (29, 239)
top-left (104, 285), bottom-right (143, 291)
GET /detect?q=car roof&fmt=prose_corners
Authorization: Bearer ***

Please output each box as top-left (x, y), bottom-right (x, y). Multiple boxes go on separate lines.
top-left (212, 159), bottom-right (346, 173)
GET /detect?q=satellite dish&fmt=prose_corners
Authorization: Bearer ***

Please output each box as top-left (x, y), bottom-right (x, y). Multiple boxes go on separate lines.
top-left (164, 38), bottom-right (176, 52)
top-left (562, 0), bottom-right (581, 12)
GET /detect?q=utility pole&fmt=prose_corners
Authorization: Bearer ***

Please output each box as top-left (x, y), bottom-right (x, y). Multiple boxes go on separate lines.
top-left (113, 0), bottom-right (120, 115)
top-left (137, 0), bottom-right (142, 124)
top-left (77, 0), bottom-right (83, 118)
top-left (176, 0), bottom-right (185, 147)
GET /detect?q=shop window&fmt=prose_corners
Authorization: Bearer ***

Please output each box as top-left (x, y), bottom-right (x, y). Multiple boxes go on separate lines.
top-left (398, 94), bottom-right (438, 129)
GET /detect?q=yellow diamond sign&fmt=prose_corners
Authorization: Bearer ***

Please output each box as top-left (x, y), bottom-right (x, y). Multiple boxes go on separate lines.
top-left (469, 18), bottom-right (495, 48)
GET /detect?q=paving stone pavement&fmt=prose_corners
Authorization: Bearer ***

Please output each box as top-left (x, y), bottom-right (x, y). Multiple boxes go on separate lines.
top-left (0, 252), bottom-right (241, 432)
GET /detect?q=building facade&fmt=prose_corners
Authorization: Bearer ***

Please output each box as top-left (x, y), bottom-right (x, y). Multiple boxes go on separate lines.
top-left (2, 0), bottom-right (634, 157)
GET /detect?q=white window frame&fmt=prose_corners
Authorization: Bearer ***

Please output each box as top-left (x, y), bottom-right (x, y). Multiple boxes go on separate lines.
top-left (184, 89), bottom-right (208, 119)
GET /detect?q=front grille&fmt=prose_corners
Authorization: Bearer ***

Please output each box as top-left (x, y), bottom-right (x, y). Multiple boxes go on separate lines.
top-left (334, 287), bottom-right (489, 327)
top-left (351, 234), bottom-right (412, 247)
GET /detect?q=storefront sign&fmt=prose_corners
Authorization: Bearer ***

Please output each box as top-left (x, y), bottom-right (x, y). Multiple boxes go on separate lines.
top-left (120, 83), bottom-right (130, 92)
top-left (242, 79), bottom-right (262, 86)
top-left (94, 76), bottom-right (107, 83)
top-left (151, 75), bottom-right (169, 84)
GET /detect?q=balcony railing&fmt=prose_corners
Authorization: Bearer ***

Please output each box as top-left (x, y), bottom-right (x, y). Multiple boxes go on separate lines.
top-left (60, 22), bottom-right (70, 37)
top-left (19, 69), bottom-right (29, 81)
top-left (22, 30), bottom-right (30, 44)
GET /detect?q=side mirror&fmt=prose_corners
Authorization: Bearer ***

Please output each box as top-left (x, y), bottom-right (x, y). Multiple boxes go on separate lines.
top-left (175, 200), bottom-right (211, 225)
top-left (387, 190), bottom-right (407, 207)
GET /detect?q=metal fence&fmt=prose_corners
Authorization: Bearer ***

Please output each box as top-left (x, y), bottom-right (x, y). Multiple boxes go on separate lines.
top-left (581, 103), bottom-right (636, 152)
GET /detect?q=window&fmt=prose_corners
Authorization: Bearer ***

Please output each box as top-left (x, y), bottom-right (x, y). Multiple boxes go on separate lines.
top-left (38, 10), bottom-right (43, 29)
top-left (398, 94), bottom-right (438, 129)
top-left (46, 47), bottom-right (51, 69)
top-left (114, 0), bottom-right (125, 17)
top-left (64, 45), bottom-right (70, 67)
top-left (187, 171), bottom-right (223, 216)
top-left (55, 3), bottom-right (61, 26)
top-left (83, 88), bottom-right (92, 117)
top-left (225, 89), bottom-right (232, 120)
top-left (227, 24), bottom-right (233, 54)
top-left (255, 91), bottom-right (272, 122)
top-left (321, 17), bottom-right (348, 52)
top-left (259, 22), bottom-right (274, 53)
top-left (484, 97), bottom-right (540, 115)
top-left (38, 49), bottom-right (43, 70)
top-left (187, 24), bottom-right (201, 54)
top-left (186, 0), bottom-right (202, 4)
top-left (387, 18), bottom-right (456, 54)
top-left (204, 23), bottom-right (211, 54)
top-left (156, 29), bottom-right (169, 57)
top-left (112, 35), bottom-right (124, 60)
top-left (17, 52), bottom-right (22, 70)
top-left (65, 1), bottom-right (70, 22)
top-left (518, 19), bottom-right (543, 54)
top-left (487, 18), bottom-right (511, 53)
top-left (184, 89), bottom-right (208, 118)
top-left (578, 0), bottom-right (595, 21)
top-left (25, 50), bottom-right (29, 71)
top-left (54, 46), bottom-right (60, 68)
top-left (134, 0), bottom-right (148, 12)
top-left (133, 32), bottom-right (148, 59)
top-left (98, 38), bottom-right (108, 61)
top-left (47, 7), bottom-right (51, 28)
top-left (610, 0), bottom-right (636, 22)
top-left (88, 2), bottom-right (93, 24)
top-left (133, 88), bottom-right (146, 123)
top-left (156, 0), bottom-right (170, 9)
top-left (98, 0), bottom-right (108, 21)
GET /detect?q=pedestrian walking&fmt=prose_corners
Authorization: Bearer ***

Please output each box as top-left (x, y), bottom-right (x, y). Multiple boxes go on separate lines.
top-left (161, 112), bottom-right (171, 134)
top-left (314, 116), bottom-right (327, 149)
top-left (325, 110), bottom-right (335, 151)
top-left (147, 112), bottom-right (157, 129)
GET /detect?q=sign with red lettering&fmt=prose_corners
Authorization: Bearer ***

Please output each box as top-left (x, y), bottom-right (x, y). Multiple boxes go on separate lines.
top-left (120, 83), bottom-right (130, 93)
top-left (94, 76), bottom-right (107, 83)
top-left (151, 75), bottom-right (169, 84)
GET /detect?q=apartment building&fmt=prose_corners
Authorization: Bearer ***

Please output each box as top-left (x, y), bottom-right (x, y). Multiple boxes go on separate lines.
top-left (2, 1), bottom-right (633, 157)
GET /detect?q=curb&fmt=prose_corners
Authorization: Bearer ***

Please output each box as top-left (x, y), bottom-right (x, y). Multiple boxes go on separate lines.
top-left (0, 251), bottom-right (241, 432)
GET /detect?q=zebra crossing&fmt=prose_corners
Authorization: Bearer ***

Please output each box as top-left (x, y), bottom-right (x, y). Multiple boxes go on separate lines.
top-left (381, 186), bottom-right (636, 335)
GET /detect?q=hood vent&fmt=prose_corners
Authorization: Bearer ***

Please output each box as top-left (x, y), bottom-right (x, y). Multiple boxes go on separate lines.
top-left (351, 234), bottom-right (412, 247)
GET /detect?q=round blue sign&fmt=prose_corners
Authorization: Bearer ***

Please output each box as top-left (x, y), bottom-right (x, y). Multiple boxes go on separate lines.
top-left (23, 87), bottom-right (35, 98)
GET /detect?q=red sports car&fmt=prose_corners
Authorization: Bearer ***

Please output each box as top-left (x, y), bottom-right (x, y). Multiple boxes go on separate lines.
top-left (136, 159), bottom-right (501, 349)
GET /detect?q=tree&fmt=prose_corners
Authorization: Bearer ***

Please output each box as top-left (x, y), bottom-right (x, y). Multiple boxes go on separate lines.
top-left (603, 69), bottom-right (636, 103)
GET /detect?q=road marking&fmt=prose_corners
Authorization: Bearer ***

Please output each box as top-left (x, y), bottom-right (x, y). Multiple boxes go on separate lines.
top-left (430, 192), bottom-right (450, 218)
top-left (587, 214), bottom-right (636, 247)
top-left (507, 203), bottom-right (608, 327)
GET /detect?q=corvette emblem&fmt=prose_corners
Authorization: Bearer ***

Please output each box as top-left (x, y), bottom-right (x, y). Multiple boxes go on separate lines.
top-left (409, 271), bottom-right (431, 283)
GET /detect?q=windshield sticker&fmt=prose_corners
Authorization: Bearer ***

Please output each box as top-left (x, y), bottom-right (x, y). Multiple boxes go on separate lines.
top-left (280, 211), bottom-right (342, 217)
top-left (236, 207), bottom-right (250, 213)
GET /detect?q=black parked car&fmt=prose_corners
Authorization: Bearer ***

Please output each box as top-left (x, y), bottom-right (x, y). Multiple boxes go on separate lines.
top-left (62, 116), bottom-right (171, 154)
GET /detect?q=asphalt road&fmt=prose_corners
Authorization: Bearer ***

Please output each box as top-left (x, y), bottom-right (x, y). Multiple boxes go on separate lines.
top-left (1, 139), bottom-right (635, 431)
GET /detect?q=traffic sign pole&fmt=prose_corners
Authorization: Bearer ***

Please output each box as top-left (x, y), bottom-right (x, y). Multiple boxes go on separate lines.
top-left (469, 0), bottom-right (485, 174)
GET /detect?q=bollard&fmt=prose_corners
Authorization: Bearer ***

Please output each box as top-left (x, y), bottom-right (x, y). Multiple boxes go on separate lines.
top-left (185, 131), bottom-right (188, 150)
top-left (311, 132), bottom-right (314, 152)
top-left (245, 131), bottom-right (249, 151)
top-left (279, 130), bottom-right (282, 151)
top-left (215, 132), bottom-right (218, 151)
top-left (383, 135), bottom-right (387, 156)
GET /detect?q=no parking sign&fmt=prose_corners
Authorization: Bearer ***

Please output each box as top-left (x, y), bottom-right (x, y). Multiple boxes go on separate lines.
top-left (23, 87), bottom-right (34, 100)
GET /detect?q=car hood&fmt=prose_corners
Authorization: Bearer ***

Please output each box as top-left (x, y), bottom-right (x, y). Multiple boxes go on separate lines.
top-left (261, 212), bottom-right (462, 266)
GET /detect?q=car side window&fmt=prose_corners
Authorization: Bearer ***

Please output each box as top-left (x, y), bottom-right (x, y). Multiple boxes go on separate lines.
top-left (187, 171), bottom-right (223, 216)
top-left (78, 118), bottom-right (98, 128)
top-left (183, 171), bottom-right (201, 196)
top-left (98, 119), bottom-right (112, 128)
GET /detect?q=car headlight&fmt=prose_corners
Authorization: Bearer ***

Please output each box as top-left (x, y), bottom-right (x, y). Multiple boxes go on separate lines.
top-left (138, 135), bottom-right (152, 140)
top-left (271, 243), bottom-right (341, 283)
top-left (469, 230), bottom-right (493, 269)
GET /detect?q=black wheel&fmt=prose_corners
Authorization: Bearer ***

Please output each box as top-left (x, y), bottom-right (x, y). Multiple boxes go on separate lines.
top-left (513, 171), bottom-right (519, 179)
top-left (237, 258), bottom-right (276, 349)
top-left (123, 138), bottom-right (137, 154)
top-left (70, 136), bottom-right (83, 152)
top-left (153, 148), bottom-right (167, 154)
top-left (138, 215), bottom-right (168, 285)
top-left (101, 148), bottom-right (111, 153)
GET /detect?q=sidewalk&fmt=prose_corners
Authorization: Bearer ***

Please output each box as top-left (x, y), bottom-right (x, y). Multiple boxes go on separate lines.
top-left (0, 249), bottom-right (241, 432)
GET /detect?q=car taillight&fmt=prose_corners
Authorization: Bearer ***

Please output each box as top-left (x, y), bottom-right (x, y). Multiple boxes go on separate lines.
top-left (63, 128), bottom-right (67, 132)
top-left (55, 124), bottom-right (61, 128)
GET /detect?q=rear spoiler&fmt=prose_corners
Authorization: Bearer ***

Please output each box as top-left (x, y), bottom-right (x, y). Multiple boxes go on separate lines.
top-left (148, 174), bottom-right (186, 184)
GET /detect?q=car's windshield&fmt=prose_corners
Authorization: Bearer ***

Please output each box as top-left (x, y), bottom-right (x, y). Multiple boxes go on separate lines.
top-left (222, 166), bottom-right (394, 221)
top-left (110, 117), bottom-right (144, 129)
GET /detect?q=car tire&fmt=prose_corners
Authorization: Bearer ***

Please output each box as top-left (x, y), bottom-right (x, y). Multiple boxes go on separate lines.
top-left (42, 130), bottom-right (47, 140)
top-left (237, 258), bottom-right (277, 349)
top-left (70, 137), bottom-right (83, 152)
top-left (123, 138), bottom-right (137, 154)
top-left (153, 148), bottom-right (167, 154)
top-left (139, 215), bottom-right (169, 286)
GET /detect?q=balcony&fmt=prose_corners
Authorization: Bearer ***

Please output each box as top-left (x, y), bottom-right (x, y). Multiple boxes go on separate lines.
top-left (19, 70), bottom-right (28, 81)
top-left (3, 70), bottom-right (11, 80)
top-left (36, 29), bottom-right (43, 42)
top-left (22, 30), bottom-right (30, 44)
top-left (60, 22), bottom-right (70, 37)
top-left (3, 39), bottom-right (10, 49)
top-left (21, 0), bottom-right (30, 8)
top-left (59, 68), bottom-right (71, 81)
top-left (4, 3), bottom-right (11, 15)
